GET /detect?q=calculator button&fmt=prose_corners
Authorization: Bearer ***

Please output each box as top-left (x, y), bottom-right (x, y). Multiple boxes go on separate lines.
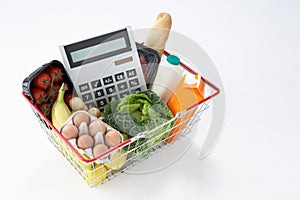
top-left (132, 88), bottom-right (141, 94)
top-left (117, 82), bottom-right (128, 91)
top-left (103, 76), bottom-right (114, 85)
top-left (86, 102), bottom-right (96, 109)
top-left (114, 72), bottom-right (125, 82)
top-left (96, 99), bottom-right (107, 107)
top-left (126, 69), bottom-right (137, 78)
top-left (82, 93), bottom-right (93, 102)
top-left (94, 89), bottom-right (105, 98)
top-left (91, 79), bottom-right (102, 89)
top-left (79, 83), bottom-right (90, 93)
top-left (128, 78), bottom-right (139, 87)
top-left (105, 86), bottom-right (116, 95)
top-left (120, 91), bottom-right (130, 98)
top-left (108, 95), bottom-right (118, 102)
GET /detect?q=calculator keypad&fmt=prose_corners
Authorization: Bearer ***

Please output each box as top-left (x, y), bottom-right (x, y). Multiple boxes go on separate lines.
top-left (79, 68), bottom-right (143, 111)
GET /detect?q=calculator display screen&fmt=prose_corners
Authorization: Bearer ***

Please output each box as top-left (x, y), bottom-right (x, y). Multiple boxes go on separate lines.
top-left (70, 38), bottom-right (127, 63)
top-left (64, 28), bottom-right (131, 68)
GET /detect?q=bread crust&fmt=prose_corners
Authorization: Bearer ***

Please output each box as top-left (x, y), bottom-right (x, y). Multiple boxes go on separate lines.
top-left (144, 13), bottom-right (172, 56)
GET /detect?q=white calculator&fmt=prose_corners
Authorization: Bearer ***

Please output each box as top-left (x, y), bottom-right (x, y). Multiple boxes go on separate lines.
top-left (59, 26), bottom-right (147, 110)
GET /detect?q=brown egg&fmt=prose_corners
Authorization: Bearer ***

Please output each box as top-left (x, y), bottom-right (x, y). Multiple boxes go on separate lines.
top-left (77, 134), bottom-right (94, 150)
top-left (73, 112), bottom-right (90, 127)
top-left (61, 124), bottom-right (78, 140)
top-left (93, 144), bottom-right (109, 158)
top-left (105, 130), bottom-right (121, 147)
top-left (89, 119), bottom-right (107, 137)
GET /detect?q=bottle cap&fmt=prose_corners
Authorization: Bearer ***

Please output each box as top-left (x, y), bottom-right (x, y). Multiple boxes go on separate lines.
top-left (184, 74), bottom-right (198, 85)
top-left (167, 54), bottom-right (180, 65)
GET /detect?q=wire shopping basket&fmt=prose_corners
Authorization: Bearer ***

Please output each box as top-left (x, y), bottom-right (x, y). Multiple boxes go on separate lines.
top-left (22, 50), bottom-right (220, 187)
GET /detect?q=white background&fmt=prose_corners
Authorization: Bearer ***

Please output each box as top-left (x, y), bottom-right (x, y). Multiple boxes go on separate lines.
top-left (1, 0), bottom-right (300, 199)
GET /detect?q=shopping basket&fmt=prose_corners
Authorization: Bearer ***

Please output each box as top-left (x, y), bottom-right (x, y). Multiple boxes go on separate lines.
top-left (22, 49), bottom-right (220, 187)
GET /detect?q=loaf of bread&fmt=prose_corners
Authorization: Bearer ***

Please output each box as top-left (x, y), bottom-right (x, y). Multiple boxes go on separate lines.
top-left (144, 12), bottom-right (172, 56)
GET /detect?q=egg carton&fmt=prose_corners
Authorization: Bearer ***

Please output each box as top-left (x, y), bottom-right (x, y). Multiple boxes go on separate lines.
top-left (59, 110), bottom-right (124, 165)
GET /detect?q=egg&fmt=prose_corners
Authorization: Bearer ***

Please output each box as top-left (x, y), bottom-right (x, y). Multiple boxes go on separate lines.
top-left (89, 119), bottom-right (107, 137)
top-left (73, 112), bottom-right (90, 127)
top-left (61, 124), bottom-right (78, 140)
top-left (105, 130), bottom-right (121, 147)
top-left (77, 134), bottom-right (94, 150)
top-left (93, 144), bottom-right (109, 158)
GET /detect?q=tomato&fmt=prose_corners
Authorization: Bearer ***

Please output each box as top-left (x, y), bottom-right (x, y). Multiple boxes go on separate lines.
top-left (139, 55), bottom-right (147, 78)
top-left (139, 55), bottom-right (147, 65)
top-left (64, 93), bottom-right (74, 105)
top-left (33, 72), bottom-right (51, 89)
top-left (47, 66), bottom-right (63, 83)
top-left (46, 84), bottom-right (60, 100)
top-left (31, 87), bottom-right (47, 104)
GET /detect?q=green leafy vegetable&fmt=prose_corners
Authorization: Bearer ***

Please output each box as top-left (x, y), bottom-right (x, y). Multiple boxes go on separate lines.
top-left (103, 90), bottom-right (175, 158)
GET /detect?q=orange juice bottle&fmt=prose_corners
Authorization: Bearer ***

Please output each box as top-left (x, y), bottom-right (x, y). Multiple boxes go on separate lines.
top-left (166, 74), bottom-right (205, 143)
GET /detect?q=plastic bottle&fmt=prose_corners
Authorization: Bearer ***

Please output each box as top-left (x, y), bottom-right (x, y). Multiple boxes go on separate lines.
top-left (165, 73), bottom-right (205, 143)
top-left (150, 54), bottom-right (183, 102)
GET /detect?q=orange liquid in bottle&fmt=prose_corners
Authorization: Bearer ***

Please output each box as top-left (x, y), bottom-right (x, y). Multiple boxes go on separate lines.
top-left (166, 74), bottom-right (205, 143)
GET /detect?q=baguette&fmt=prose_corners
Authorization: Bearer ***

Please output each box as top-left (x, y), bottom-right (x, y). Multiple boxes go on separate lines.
top-left (144, 12), bottom-right (172, 56)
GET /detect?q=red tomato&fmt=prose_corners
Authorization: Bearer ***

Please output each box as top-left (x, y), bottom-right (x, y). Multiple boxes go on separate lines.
top-left (33, 72), bottom-right (51, 89)
top-left (139, 55), bottom-right (147, 78)
top-left (64, 93), bottom-right (74, 105)
top-left (47, 66), bottom-right (63, 83)
top-left (31, 88), bottom-right (47, 104)
top-left (139, 55), bottom-right (147, 65)
top-left (46, 84), bottom-right (60, 100)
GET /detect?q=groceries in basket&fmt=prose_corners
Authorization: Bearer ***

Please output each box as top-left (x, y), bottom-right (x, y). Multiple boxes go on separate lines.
top-left (21, 11), bottom-right (221, 187)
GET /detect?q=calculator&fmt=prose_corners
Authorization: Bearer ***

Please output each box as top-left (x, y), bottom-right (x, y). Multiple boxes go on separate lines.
top-left (59, 26), bottom-right (147, 110)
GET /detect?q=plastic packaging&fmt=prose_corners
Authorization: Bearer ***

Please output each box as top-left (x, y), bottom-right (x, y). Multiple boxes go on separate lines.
top-left (150, 54), bottom-right (183, 102)
top-left (136, 43), bottom-right (161, 89)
